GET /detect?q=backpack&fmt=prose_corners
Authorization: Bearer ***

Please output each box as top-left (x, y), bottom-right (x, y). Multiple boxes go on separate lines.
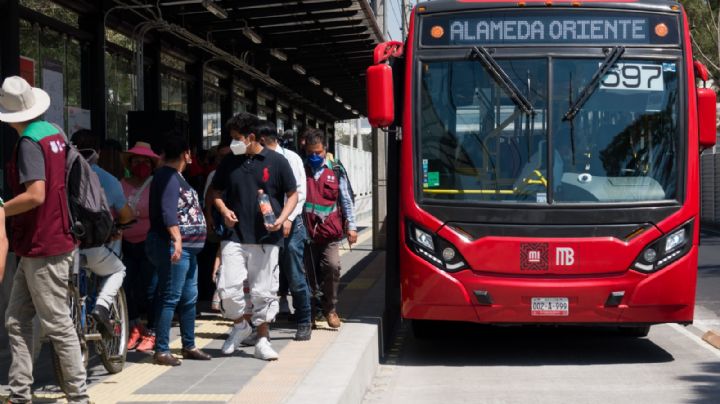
top-left (332, 160), bottom-right (355, 204)
top-left (55, 126), bottom-right (115, 248)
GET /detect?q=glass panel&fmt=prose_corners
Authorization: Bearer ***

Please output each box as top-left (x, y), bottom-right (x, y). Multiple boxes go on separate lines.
top-left (161, 73), bottom-right (188, 114)
top-left (20, 0), bottom-right (79, 28)
top-left (161, 53), bottom-right (186, 72)
top-left (233, 99), bottom-right (247, 114)
top-left (203, 87), bottom-right (222, 150)
top-left (419, 59), bottom-right (548, 203)
top-left (18, 25), bottom-right (84, 134)
top-left (19, 19), bottom-right (40, 85)
top-left (551, 58), bottom-right (679, 202)
top-left (106, 28), bottom-right (133, 51)
top-left (66, 39), bottom-right (81, 110)
top-left (106, 50), bottom-right (136, 148)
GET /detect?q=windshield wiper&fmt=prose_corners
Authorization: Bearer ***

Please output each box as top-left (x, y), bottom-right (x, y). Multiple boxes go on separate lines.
top-left (563, 46), bottom-right (625, 121)
top-left (470, 46), bottom-right (535, 116)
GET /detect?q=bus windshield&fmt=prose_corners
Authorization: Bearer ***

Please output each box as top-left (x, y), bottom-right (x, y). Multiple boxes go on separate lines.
top-left (418, 57), bottom-right (680, 204)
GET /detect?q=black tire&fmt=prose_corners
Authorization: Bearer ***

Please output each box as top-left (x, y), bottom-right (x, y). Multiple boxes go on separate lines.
top-left (411, 320), bottom-right (438, 340)
top-left (99, 287), bottom-right (129, 374)
top-left (618, 325), bottom-right (651, 337)
top-left (52, 283), bottom-right (88, 395)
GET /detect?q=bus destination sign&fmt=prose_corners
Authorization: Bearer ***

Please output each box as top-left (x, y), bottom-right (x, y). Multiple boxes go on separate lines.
top-left (422, 11), bottom-right (679, 46)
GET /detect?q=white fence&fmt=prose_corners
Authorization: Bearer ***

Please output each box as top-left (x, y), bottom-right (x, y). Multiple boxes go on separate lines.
top-left (336, 144), bottom-right (373, 226)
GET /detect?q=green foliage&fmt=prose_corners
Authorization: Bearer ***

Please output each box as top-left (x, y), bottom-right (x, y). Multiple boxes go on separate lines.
top-left (681, 0), bottom-right (720, 81)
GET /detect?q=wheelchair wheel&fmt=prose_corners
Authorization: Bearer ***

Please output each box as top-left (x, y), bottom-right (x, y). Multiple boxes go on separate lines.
top-left (99, 287), bottom-right (129, 374)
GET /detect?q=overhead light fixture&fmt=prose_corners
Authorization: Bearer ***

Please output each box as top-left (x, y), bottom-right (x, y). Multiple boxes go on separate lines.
top-left (351, 109), bottom-right (359, 115)
top-left (344, 104), bottom-right (352, 110)
top-left (202, 0), bottom-right (228, 19)
top-left (308, 76), bottom-right (321, 86)
top-left (292, 64), bottom-right (306, 75)
top-left (334, 96), bottom-right (343, 103)
top-left (242, 22), bottom-right (262, 44)
top-left (270, 48), bottom-right (287, 61)
top-left (323, 87), bottom-right (333, 96)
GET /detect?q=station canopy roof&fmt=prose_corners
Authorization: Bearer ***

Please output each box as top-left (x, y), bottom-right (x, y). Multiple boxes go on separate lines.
top-left (105, 0), bottom-right (384, 121)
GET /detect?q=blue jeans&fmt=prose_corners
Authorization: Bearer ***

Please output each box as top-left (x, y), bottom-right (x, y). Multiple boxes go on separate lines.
top-left (146, 232), bottom-right (199, 353)
top-left (282, 218), bottom-right (312, 325)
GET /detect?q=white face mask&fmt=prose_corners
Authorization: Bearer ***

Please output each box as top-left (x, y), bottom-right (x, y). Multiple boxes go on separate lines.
top-left (230, 139), bottom-right (247, 155)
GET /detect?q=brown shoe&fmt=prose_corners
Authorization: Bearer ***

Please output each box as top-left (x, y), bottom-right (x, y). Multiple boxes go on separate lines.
top-left (326, 311), bottom-right (341, 329)
top-left (182, 347), bottom-right (211, 360)
top-left (154, 352), bottom-right (181, 366)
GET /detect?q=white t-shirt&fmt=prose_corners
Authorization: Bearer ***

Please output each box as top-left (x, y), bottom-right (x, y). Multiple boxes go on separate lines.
top-left (276, 146), bottom-right (306, 222)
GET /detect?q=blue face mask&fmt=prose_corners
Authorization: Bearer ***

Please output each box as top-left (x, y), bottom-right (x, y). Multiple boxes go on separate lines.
top-left (308, 153), bottom-right (324, 169)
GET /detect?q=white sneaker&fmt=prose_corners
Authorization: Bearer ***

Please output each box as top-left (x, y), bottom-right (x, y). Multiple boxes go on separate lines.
top-left (254, 337), bottom-right (278, 361)
top-left (279, 296), bottom-right (291, 315)
top-left (222, 322), bottom-right (252, 355)
top-left (241, 329), bottom-right (259, 346)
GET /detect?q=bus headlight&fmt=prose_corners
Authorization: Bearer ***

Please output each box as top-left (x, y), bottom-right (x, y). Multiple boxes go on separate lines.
top-left (406, 221), bottom-right (468, 272)
top-left (665, 228), bottom-right (686, 253)
top-left (632, 220), bottom-right (693, 273)
top-left (414, 227), bottom-right (435, 251)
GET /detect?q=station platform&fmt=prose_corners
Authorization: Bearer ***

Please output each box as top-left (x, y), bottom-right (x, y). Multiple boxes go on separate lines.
top-left (0, 227), bottom-right (385, 404)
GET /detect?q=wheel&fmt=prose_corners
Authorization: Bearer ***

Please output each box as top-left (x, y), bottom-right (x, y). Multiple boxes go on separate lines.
top-left (618, 325), bottom-right (651, 338)
top-left (99, 287), bottom-right (129, 374)
top-left (52, 284), bottom-right (88, 395)
top-left (411, 320), bottom-right (438, 340)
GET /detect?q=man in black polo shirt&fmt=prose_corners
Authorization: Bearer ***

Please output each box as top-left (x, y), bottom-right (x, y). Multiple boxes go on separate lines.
top-left (211, 112), bottom-right (298, 361)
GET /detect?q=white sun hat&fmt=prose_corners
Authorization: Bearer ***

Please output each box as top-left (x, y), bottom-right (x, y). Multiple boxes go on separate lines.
top-left (0, 76), bottom-right (51, 123)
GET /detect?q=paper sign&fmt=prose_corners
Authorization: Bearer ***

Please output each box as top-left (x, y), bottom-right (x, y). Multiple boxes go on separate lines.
top-left (427, 172), bottom-right (440, 187)
top-left (67, 107), bottom-right (91, 134)
top-left (20, 57), bottom-right (35, 86)
top-left (42, 60), bottom-right (64, 129)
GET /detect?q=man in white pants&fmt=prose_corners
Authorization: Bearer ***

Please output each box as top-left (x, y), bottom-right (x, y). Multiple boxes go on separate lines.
top-left (72, 129), bottom-right (135, 339)
top-left (211, 113), bottom-right (298, 360)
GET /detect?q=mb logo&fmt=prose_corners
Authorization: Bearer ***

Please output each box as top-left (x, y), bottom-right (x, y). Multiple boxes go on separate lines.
top-left (555, 247), bottom-right (575, 266)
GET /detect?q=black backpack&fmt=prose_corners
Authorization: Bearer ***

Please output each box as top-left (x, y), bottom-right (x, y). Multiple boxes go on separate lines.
top-left (54, 125), bottom-right (114, 248)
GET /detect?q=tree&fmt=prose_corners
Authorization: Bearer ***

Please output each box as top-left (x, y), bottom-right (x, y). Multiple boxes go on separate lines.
top-left (681, 0), bottom-right (720, 82)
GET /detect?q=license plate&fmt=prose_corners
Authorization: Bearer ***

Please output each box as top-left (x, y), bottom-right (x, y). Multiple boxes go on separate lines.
top-left (531, 297), bottom-right (569, 316)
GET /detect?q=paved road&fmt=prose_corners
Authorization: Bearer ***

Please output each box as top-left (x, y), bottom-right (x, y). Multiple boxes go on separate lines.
top-left (364, 228), bottom-right (720, 404)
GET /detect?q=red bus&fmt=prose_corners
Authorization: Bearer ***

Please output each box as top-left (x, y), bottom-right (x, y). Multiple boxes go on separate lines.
top-left (368, 0), bottom-right (717, 337)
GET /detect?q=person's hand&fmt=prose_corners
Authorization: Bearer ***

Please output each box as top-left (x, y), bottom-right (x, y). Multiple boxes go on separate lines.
top-left (171, 239), bottom-right (182, 263)
top-left (347, 230), bottom-right (358, 246)
top-left (223, 208), bottom-right (238, 228)
top-left (212, 267), bottom-right (219, 284)
top-left (282, 220), bottom-right (293, 238)
top-left (265, 218), bottom-right (284, 233)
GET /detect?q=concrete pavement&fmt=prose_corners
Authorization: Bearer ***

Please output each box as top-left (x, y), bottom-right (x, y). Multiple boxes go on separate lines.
top-left (0, 227), bottom-right (385, 404)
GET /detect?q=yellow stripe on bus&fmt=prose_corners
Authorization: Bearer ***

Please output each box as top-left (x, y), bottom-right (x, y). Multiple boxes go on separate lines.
top-left (423, 189), bottom-right (515, 194)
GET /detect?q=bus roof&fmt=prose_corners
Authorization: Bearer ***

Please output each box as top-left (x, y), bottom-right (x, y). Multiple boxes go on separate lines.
top-left (416, 0), bottom-right (682, 14)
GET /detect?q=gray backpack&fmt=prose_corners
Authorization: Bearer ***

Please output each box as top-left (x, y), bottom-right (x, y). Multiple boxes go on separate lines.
top-left (55, 126), bottom-right (114, 248)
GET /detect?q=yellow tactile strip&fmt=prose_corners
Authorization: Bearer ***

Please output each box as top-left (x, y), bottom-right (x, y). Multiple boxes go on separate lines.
top-left (125, 393), bottom-right (234, 402)
top-left (230, 229), bottom-right (374, 404)
top-left (88, 320), bottom-right (231, 403)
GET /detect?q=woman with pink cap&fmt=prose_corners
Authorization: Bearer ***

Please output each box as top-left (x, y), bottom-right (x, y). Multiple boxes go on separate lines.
top-left (121, 141), bottom-right (161, 352)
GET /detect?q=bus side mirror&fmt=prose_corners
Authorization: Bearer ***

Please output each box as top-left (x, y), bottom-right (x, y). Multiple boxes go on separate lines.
top-left (697, 87), bottom-right (717, 149)
top-left (367, 63), bottom-right (395, 128)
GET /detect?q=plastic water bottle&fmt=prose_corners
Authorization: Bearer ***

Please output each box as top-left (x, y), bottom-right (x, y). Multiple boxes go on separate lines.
top-left (258, 190), bottom-right (276, 226)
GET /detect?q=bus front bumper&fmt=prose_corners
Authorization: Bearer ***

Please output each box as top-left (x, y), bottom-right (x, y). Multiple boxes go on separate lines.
top-left (401, 248), bottom-right (697, 325)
